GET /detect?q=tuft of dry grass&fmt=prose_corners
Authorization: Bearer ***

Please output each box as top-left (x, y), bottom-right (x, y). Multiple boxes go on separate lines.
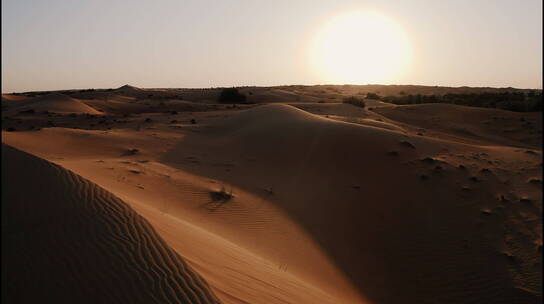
top-left (342, 96), bottom-right (366, 108)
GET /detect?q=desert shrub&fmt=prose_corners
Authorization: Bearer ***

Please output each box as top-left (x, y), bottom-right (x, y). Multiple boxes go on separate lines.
top-left (343, 96), bottom-right (366, 108)
top-left (366, 92), bottom-right (382, 100)
top-left (218, 88), bottom-right (247, 104)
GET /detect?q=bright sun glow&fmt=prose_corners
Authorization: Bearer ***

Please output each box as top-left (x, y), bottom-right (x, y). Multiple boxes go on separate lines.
top-left (309, 10), bottom-right (412, 84)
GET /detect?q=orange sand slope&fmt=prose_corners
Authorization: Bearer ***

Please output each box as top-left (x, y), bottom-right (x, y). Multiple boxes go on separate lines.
top-left (2, 130), bottom-right (359, 304)
top-left (1, 144), bottom-right (220, 304)
top-left (165, 104), bottom-right (542, 304)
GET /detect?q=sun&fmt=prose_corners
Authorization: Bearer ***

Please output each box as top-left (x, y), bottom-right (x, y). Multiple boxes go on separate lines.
top-left (309, 10), bottom-right (412, 84)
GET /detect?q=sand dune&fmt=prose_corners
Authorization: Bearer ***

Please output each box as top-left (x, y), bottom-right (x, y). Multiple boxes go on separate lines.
top-left (2, 144), bottom-right (220, 304)
top-left (117, 84), bottom-right (142, 91)
top-left (1, 94), bottom-right (34, 109)
top-left (3, 127), bottom-right (362, 304)
top-left (162, 104), bottom-right (541, 304)
top-left (290, 102), bottom-right (403, 131)
top-left (3, 93), bottom-right (102, 115)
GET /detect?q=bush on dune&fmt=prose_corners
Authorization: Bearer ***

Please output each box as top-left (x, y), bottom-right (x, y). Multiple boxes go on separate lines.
top-left (365, 92), bottom-right (382, 100)
top-left (218, 88), bottom-right (247, 104)
top-left (343, 96), bottom-right (366, 108)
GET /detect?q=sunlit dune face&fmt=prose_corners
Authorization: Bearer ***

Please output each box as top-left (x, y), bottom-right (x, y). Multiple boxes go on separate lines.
top-left (309, 11), bottom-right (412, 84)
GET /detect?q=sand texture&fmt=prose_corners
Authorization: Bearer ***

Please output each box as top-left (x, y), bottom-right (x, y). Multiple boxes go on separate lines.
top-left (2, 144), bottom-right (220, 304)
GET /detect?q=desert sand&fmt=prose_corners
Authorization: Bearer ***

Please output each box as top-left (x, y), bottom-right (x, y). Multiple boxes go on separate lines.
top-left (2, 144), bottom-right (220, 303)
top-left (2, 85), bottom-right (542, 304)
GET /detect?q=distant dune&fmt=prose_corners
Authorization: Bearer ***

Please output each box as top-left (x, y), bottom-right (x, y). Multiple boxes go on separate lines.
top-left (1, 93), bottom-right (30, 102)
top-left (374, 103), bottom-right (542, 148)
top-left (1, 144), bottom-right (220, 304)
top-left (3, 93), bottom-right (101, 115)
top-left (117, 84), bottom-right (142, 91)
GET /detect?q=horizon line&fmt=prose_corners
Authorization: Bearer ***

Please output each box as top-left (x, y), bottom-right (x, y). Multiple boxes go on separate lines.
top-left (4, 83), bottom-right (543, 94)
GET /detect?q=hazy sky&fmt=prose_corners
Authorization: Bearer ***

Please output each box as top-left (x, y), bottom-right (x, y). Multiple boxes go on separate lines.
top-left (2, 0), bottom-right (542, 92)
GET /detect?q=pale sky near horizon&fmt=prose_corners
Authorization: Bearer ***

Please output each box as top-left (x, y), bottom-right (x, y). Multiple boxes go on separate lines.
top-left (2, 0), bottom-right (542, 93)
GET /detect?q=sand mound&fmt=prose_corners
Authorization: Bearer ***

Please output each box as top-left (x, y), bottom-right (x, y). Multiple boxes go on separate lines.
top-left (5, 93), bottom-right (101, 115)
top-left (117, 84), bottom-right (141, 91)
top-left (162, 104), bottom-right (541, 304)
top-left (1, 144), bottom-right (220, 304)
top-left (113, 85), bottom-right (148, 98)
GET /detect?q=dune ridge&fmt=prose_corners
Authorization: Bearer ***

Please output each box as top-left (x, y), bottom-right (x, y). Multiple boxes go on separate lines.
top-left (1, 144), bottom-right (220, 304)
top-left (3, 93), bottom-right (102, 115)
